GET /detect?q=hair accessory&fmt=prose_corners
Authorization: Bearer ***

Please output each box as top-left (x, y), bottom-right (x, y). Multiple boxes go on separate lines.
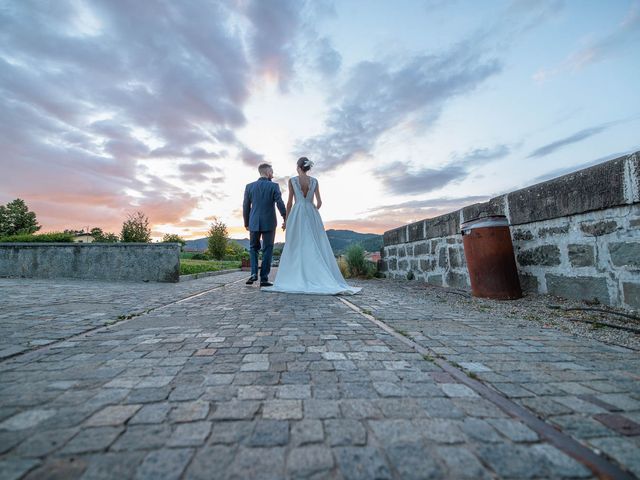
top-left (303, 159), bottom-right (314, 168)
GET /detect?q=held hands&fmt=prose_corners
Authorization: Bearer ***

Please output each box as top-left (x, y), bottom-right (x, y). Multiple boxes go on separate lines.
top-left (282, 221), bottom-right (286, 231)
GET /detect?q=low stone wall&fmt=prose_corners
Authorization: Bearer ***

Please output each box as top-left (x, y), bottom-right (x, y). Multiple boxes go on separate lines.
top-left (0, 243), bottom-right (181, 282)
top-left (382, 151), bottom-right (640, 309)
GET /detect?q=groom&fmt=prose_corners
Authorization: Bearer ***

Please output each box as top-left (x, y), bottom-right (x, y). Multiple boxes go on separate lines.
top-left (243, 163), bottom-right (287, 287)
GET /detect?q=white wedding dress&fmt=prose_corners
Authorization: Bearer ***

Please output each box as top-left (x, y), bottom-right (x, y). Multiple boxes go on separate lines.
top-left (262, 176), bottom-right (361, 295)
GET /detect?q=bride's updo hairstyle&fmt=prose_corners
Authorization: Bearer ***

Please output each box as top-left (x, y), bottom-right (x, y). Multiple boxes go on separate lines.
top-left (297, 157), bottom-right (314, 172)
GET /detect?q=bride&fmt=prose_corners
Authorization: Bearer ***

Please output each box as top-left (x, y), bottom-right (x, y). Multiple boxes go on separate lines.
top-left (262, 157), bottom-right (361, 295)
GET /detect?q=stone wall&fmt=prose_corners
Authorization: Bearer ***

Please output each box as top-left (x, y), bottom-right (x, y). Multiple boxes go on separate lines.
top-left (381, 151), bottom-right (640, 310)
top-left (0, 243), bottom-right (181, 282)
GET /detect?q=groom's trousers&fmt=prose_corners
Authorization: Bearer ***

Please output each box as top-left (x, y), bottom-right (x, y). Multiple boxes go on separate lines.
top-left (249, 230), bottom-right (275, 282)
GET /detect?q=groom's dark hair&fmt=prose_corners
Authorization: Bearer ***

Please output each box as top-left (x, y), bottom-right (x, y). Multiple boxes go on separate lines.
top-left (258, 163), bottom-right (272, 175)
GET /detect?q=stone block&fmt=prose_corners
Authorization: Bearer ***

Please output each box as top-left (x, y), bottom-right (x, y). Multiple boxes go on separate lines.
top-left (425, 212), bottom-right (460, 239)
top-left (507, 155), bottom-right (627, 225)
top-left (398, 247), bottom-right (406, 258)
top-left (580, 220), bottom-right (618, 237)
top-left (438, 248), bottom-right (448, 268)
top-left (420, 259), bottom-right (435, 272)
top-left (462, 195), bottom-right (506, 223)
top-left (413, 242), bottom-right (429, 256)
top-left (609, 242), bottom-right (640, 267)
top-left (388, 258), bottom-right (397, 270)
top-left (518, 274), bottom-right (539, 293)
top-left (623, 283), bottom-right (640, 309)
top-left (546, 274), bottom-right (611, 305)
top-left (387, 247), bottom-right (397, 257)
top-left (427, 275), bottom-right (443, 286)
top-left (410, 260), bottom-right (419, 271)
top-left (517, 245), bottom-right (561, 266)
top-left (538, 225), bottom-right (570, 238)
top-left (398, 260), bottom-right (409, 270)
top-left (430, 240), bottom-right (438, 254)
top-left (446, 271), bottom-right (469, 289)
top-left (408, 221), bottom-right (425, 242)
top-left (383, 228), bottom-right (400, 247)
top-left (630, 219), bottom-right (640, 228)
top-left (448, 247), bottom-right (465, 268)
top-left (512, 229), bottom-right (534, 241)
top-left (568, 244), bottom-right (595, 267)
top-left (406, 245), bottom-right (413, 256)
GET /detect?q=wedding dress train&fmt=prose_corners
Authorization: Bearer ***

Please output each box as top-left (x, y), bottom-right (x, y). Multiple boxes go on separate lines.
top-left (262, 176), bottom-right (361, 295)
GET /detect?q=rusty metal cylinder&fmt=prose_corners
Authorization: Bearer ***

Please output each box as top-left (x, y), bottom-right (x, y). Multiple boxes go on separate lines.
top-left (461, 215), bottom-right (522, 300)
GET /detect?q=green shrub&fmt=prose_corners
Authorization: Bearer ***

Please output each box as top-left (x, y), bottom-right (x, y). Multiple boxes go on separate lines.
top-left (0, 232), bottom-right (74, 243)
top-left (191, 252), bottom-right (210, 260)
top-left (345, 244), bottom-right (368, 277)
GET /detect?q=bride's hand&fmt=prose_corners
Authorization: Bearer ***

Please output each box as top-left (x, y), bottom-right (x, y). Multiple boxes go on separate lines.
top-left (316, 201), bottom-right (322, 210)
top-left (282, 221), bottom-right (286, 231)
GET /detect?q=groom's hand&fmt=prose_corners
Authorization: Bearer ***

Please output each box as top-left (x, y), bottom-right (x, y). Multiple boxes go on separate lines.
top-left (282, 221), bottom-right (286, 231)
top-left (245, 226), bottom-right (249, 231)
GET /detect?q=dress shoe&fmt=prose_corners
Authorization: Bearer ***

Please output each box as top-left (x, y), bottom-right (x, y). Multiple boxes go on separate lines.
top-left (246, 275), bottom-right (257, 285)
top-left (260, 281), bottom-right (273, 287)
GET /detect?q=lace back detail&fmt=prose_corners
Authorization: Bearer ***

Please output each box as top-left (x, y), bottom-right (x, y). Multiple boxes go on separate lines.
top-left (293, 176), bottom-right (315, 201)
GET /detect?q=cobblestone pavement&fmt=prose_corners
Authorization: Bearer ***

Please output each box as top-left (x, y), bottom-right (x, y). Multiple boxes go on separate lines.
top-left (348, 278), bottom-right (640, 478)
top-left (0, 273), bottom-right (636, 478)
top-left (0, 272), bottom-right (246, 360)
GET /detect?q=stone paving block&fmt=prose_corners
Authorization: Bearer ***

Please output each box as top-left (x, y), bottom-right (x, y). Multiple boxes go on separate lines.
top-left (61, 426), bottom-right (123, 454)
top-left (461, 418), bottom-right (503, 443)
top-left (386, 442), bottom-right (444, 479)
top-left (247, 420), bottom-right (289, 447)
top-left (303, 399), bottom-right (340, 419)
top-left (167, 421), bottom-right (212, 447)
top-left (440, 383), bottom-right (479, 398)
top-left (211, 401), bottom-right (260, 420)
top-left (79, 452), bottom-right (147, 480)
top-left (226, 447), bottom-right (286, 478)
top-left (0, 409), bottom-right (57, 431)
top-left (291, 420), bottom-right (324, 446)
top-left (124, 387), bottom-right (171, 404)
top-left (286, 445), bottom-right (334, 478)
top-left (0, 458), bottom-right (40, 480)
top-left (417, 418), bottom-right (466, 444)
top-left (110, 424), bottom-right (171, 451)
top-left (183, 444), bottom-right (236, 480)
top-left (204, 374), bottom-right (235, 386)
top-left (369, 419), bottom-right (423, 445)
top-left (134, 448), bottom-right (194, 480)
top-left (14, 427), bottom-right (78, 457)
top-left (488, 418), bottom-right (540, 442)
top-left (588, 436), bottom-right (640, 477)
top-left (436, 446), bottom-right (493, 479)
top-left (276, 384), bottom-right (311, 399)
top-left (85, 404), bottom-right (142, 426)
top-left (23, 457), bottom-right (88, 480)
top-left (530, 444), bottom-right (592, 478)
top-left (262, 400), bottom-right (303, 420)
top-left (169, 400), bottom-right (210, 423)
top-left (333, 446), bottom-right (392, 480)
top-left (476, 443), bottom-right (546, 478)
top-left (128, 402), bottom-right (172, 425)
top-left (208, 420), bottom-right (254, 445)
top-left (325, 419), bottom-right (367, 446)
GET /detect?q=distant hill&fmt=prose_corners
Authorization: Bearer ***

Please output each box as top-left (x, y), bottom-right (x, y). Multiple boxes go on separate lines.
top-left (325, 229), bottom-right (382, 254)
top-left (185, 229), bottom-right (382, 255)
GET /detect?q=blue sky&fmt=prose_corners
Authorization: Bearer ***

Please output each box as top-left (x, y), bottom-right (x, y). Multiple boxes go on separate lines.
top-left (0, 0), bottom-right (638, 240)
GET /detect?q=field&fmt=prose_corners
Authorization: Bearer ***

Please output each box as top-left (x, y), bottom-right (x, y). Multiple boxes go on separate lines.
top-left (180, 259), bottom-right (241, 275)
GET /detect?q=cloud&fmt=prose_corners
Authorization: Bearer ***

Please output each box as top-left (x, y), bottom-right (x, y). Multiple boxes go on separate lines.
top-left (527, 125), bottom-right (608, 158)
top-left (532, 148), bottom-right (640, 182)
top-left (377, 144), bottom-right (511, 195)
top-left (534, 1), bottom-right (640, 82)
top-left (0, 0), bottom-right (319, 233)
top-left (326, 195), bottom-right (490, 233)
top-left (296, 37), bottom-right (502, 172)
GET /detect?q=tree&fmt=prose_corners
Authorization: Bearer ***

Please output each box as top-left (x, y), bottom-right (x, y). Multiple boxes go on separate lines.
top-left (120, 211), bottom-right (151, 243)
top-left (0, 199), bottom-right (40, 236)
top-left (207, 218), bottom-right (227, 260)
top-left (101, 232), bottom-right (119, 243)
top-left (162, 233), bottom-right (186, 250)
top-left (226, 240), bottom-right (245, 258)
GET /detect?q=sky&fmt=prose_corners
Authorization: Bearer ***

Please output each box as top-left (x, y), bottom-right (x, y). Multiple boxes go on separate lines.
top-left (1, 0), bottom-right (639, 242)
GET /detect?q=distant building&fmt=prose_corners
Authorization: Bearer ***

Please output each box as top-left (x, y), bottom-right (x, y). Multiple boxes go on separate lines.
top-left (365, 251), bottom-right (381, 262)
top-left (72, 233), bottom-right (95, 243)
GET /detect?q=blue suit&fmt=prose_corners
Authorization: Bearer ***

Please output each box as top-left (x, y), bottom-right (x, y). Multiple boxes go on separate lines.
top-left (243, 177), bottom-right (287, 281)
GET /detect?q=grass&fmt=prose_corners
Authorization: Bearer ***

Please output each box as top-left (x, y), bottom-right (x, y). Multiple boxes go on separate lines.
top-left (180, 259), bottom-right (241, 275)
